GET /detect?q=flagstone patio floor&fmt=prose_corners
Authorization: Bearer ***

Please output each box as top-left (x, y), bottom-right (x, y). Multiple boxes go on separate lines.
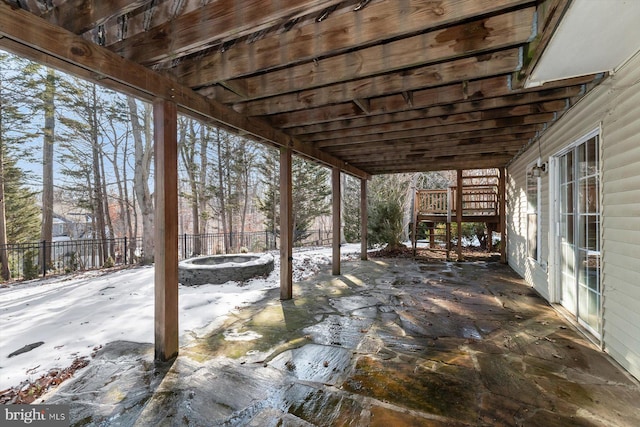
top-left (45, 257), bottom-right (640, 426)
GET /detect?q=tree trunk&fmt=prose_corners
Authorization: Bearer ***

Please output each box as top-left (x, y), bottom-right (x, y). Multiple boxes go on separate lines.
top-left (110, 126), bottom-right (134, 262)
top-left (216, 129), bottom-right (229, 253)
top-left (127, 96), bottom-right (154, 264)
top-left (40, 68), bottom-right (55, 269)
top-left (178, 118), bottom-right (201, 255)
top-left (99, 149), bottom-right (116, 259)
top-left (89, 86), bottom-right (108, 264)
top-left (198, 125), bottom-right (209, 235)
top-left (0, 139), bottom-right (10, 281)
top-left (225, 147), bottom-right (234, 251)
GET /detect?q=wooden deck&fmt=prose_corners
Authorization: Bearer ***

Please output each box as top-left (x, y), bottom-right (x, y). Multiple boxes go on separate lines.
top-left (412, 170), bottom-right (504, 260)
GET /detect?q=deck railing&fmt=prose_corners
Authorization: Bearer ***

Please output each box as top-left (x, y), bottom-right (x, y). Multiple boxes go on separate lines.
top-left (416, 185), bottom-right (498, 217)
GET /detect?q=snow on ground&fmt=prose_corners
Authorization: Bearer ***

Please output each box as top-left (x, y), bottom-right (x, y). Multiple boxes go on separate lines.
top-left (0, 244), bottom-right (362, 391)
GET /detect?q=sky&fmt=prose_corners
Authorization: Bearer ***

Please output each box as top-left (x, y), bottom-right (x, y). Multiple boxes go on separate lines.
top-left (0, 245), bottom-right (363, 391)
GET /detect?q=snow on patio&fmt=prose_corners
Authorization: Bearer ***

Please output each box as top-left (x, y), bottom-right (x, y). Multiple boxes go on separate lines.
top-left (0, 244), bottom-right (362, 391)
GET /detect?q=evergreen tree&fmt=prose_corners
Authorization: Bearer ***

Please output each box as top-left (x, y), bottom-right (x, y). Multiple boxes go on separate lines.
top-left (258, 148), bottom-right (331, 243)
top-left (4, 159), bottom-right (40, 243)
top-left (368, 174), bottom-right (413, 249)
top-left (57, 78), bottom-right (112, 263)
top-left (342, 175), bottom-right (361, 243)
top-left (0, 51), bottom-right (39, 279)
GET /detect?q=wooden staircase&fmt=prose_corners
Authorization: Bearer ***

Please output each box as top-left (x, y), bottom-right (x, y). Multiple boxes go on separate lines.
top-left (412, 169), bottom-right (504, 260)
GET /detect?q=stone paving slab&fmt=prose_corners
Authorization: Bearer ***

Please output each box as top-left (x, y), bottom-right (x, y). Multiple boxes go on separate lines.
top-left (45, 258), bottom-right (640, 426)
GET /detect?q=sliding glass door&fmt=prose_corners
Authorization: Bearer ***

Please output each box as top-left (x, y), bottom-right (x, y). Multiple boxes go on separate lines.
top-left (557, 132), bottom-right (601, 337)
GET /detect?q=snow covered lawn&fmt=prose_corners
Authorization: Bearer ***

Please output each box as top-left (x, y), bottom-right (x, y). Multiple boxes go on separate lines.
top-left (0, 245), bottom-right (362, 391)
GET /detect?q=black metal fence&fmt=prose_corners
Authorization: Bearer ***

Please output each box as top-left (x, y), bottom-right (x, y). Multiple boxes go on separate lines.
top-left (1, 237), bottom-right (143, 281)
top-left (1, 229), bottom-right (333, 282)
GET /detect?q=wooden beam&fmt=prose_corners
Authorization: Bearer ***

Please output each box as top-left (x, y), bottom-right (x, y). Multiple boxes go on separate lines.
top-left (41, 0), bottom-right (150, 35)
top-left (338, 144), bottom-right (522, 163)
top-left (177, 0), bottom-right (533, 86)
top-left (291, 101), bottom-right (567, 137)
top-left (328, 126), bottom-right (541, 148)
top-left (332, 167), bottom-right (341, 275)
top-left (500, 167), bottom-right (507, 263)
top-left (310, 114), bottom-right (554, 145)
top-left (272, 85), bottom-right (580, 129)
top-left (111, 0), bottom-right (346, 65)
top-left (280, 147), bottom-right (293, 300)
top-left (212, 9), bottom-right (534, 101)
top-left (0, 2), bottom-right (369, 180)
top-left (221, 48), bottom-right (523, 106)
top-left (363, 156), bottom-right (514, 174)
top-left (325, 133), bottom-right (537, 156)
top-left (153, 98), bottom-right (179, 361)
top-left (249, 72), bottom-right (596, 117)
top-left (354, 153), bottom-right (515, 169)
top-left (360, 178), bottom-right (367, 261)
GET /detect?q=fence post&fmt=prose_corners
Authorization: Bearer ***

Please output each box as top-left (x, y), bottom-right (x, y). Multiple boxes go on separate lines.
top-left (182, 234), bottom-right (187, 259)
top-left (124, 236), bottom-right (128, 265)
top-left (41, 240), bottom-right (47, 278)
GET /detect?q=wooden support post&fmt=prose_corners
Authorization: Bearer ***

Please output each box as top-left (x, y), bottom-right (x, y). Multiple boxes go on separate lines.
top-left (280, 147), bottom-right (293, 300)
top-left (360, 178), bottom-right (368, 261)
top-left (446, 222), bottom-right (452, 259)
top-left (332, 167), bottom-right (341, 275)
top-left (456, 169), bottom-right (464, 261)
top-left (411, 196), bottom-right (418, 258)
top-left (154, 99), bottom-right (179, 362)
top-left (499, 167), bottom-right (507, 264)
top-left (429, 223), bottom-right (435, 248)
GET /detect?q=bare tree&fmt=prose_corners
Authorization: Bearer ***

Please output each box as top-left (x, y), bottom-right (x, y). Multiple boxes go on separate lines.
top-left (127, 96), bottom-right (154, 264)
top-left (178, 117), bottom-right (203, 254)
top-left (40, 68), bottom-right (56, 267)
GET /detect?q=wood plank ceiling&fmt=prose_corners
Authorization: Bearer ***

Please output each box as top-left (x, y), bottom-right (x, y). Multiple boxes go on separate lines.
top-left (3, 0), bottom-right (603, 175)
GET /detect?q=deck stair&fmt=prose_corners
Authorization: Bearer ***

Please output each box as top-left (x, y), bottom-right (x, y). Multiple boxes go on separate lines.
top-left (412, 170), bottom-right (502, 259)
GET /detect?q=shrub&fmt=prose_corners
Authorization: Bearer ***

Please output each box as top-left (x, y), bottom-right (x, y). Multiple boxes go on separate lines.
top-left (23, 251), bottom-right (40, 280)
top-left (369, 198), bottom-right (405, 249)
top-left (104, 256), bottom-right (115, 268)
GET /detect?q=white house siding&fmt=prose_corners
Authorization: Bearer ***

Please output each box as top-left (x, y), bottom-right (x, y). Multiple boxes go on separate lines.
top-left (507, 49), bottom-right (640, 380)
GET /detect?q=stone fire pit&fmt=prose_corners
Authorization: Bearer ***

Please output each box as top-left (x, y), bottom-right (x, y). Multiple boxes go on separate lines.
top-left (178, 253), bottom-right (274, 286)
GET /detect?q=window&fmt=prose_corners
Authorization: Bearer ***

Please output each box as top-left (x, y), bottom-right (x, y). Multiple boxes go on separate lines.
top-left (526, 162), bottom-right (541, 261)
top-left (555, 130), bottom-right (601, 337)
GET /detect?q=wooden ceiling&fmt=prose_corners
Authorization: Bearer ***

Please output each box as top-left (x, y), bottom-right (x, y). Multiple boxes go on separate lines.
top-left (1, 0), bottom-right (603, 176)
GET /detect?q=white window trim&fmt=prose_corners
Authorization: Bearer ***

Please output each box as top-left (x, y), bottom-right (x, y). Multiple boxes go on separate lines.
top-left (526, 158), bottom-right (542, 263)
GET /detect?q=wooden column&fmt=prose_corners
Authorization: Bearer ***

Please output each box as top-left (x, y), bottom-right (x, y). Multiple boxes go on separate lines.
top-left (332, 167), bottom-right (341, 275)
top-left (154, 99), bottom-right (178, 362)
top-left (280, 147), bottom-right (293, 300)
top-left (429, 224), bottom-right (435, 248)
top-left (456, 169), bottom-right (464, 261)
top-left (360, 178), bottom-right (368, 261)
top-left (499, 167), bottom-right (507, 264)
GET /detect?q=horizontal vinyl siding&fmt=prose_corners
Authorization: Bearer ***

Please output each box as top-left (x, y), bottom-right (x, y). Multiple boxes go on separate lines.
top-left (601, 52), bottom-right (640, 382)
top-left (508, 48), bottom-right (640, 381)
top-left (507, 151), bottom-right (550, 299)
